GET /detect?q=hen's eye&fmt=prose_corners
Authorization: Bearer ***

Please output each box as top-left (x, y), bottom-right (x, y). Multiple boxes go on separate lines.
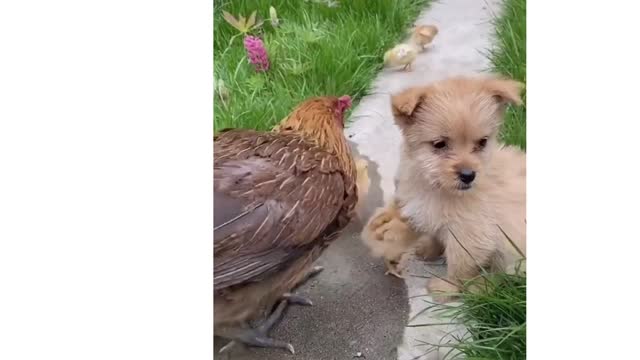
top-left (477, 138), bottom-right (488, 148)
top-left (432, 140), bottom-right (447, 149)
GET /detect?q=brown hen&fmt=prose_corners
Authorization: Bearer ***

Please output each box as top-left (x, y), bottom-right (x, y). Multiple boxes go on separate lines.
top-left (214, 96), bottom-right (357, 354)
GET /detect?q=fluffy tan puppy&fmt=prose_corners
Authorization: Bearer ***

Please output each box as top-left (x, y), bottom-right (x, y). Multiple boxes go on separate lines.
top-left (362, 76), bottom-right (526, 302)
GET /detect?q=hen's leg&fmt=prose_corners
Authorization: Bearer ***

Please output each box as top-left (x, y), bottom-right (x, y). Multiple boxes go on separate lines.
top-left (219, 300), bottom-right (295, 354)
top-left (281, 265), bottom-right (323, 305)
top-left (282, 264), bottom-right (324, 305)
top-left (219, 266), bottom-right (324, 354)
top-left (282, 292), bottom-right (313, 306)
top-left (300, 265), bottom-right (324, 284)
top-left (264, 266), bottom-right (322, 328)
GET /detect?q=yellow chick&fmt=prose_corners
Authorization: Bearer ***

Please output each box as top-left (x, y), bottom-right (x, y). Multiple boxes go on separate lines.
top-left (383, 43), bottom-right (419, 71)
top-left (361, 203), bottom-right (418, 278)
top-left (355, 157), bottom-right (370, 197)
top-left (354, 157), bottom-right (371, 221)
top-left (409, 25), bottom-right (439, 51)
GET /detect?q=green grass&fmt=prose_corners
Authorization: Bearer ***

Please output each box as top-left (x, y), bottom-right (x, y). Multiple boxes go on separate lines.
top-left (214, 0), bottom-right (429, 131)
top-left (490, 0), bottom-right (526, 149)
top-left (447, 270), bottom-right (526, 360)
top-left (410, 265), bottom-right (526, 360)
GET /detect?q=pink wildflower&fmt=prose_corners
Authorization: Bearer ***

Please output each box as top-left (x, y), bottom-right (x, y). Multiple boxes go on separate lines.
top-left (243, 36), bottom-right (270, 72)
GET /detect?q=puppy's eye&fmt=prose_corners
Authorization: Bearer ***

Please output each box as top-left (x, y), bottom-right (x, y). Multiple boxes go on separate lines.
top-left (432, 140), bottom-right (447, 149)
top-left (476, 138), bottom-right (488, 149)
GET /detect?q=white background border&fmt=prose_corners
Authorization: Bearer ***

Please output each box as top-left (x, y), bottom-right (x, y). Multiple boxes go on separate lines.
top-left (0, 1), bottom-right (214, 359)
top-left (1, 0), bottom-right (639, 359)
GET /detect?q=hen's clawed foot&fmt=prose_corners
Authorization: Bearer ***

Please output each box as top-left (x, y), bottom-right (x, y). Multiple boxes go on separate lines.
top-left (219, 300), bottom-right (295, 355)
top-left (282, 292), bottom-right (314, 306)
top-left (219, 266), bottom-right (324, 355)
top-left (301, 265), bottom-right (324, 284)
top-left (282, 265), bottom-right (324, 306)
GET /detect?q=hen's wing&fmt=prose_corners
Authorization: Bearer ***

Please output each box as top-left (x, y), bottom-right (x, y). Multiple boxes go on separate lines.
top-left (214, 129), bottom-right (351, 291)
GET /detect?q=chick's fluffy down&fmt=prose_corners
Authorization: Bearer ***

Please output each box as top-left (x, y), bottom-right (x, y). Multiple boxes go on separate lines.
top-left (354, 157), bottom-right (370, 220)
top-left (361, 205), bottom-right (417, 263)
top-left (383, 44), bottom-right (418, 68)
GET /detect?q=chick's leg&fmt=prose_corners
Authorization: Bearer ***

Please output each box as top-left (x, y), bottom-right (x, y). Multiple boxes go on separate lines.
top-left (384, 259), bottom-right (405, 279)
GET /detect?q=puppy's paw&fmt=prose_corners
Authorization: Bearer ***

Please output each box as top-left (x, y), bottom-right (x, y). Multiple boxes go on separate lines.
top-left (427, 278), bottom-right (460, 303)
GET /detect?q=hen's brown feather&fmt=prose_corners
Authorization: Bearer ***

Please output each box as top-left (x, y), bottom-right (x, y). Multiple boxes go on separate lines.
top-left (214, 129), bottom-right (356, 292)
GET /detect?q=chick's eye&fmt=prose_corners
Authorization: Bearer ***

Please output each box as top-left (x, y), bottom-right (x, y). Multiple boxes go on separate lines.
top-left (432, 140), bottom-right (447, 149)
top-left (477, 138), bottom-right (488, 148)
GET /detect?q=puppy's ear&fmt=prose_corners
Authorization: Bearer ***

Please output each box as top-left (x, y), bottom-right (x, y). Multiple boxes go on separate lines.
top-left (391, 87), bottom-right (425, 127)
top-left (484, 78), bottom-right (524, 106)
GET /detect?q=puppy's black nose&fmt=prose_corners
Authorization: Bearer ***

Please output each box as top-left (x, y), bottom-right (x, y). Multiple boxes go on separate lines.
top-left (458, 169), bottom-right (476, 184)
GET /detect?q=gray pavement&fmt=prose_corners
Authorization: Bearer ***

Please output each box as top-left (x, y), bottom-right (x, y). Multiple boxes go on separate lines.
top-left (215, 0), bottom-right (503, 358)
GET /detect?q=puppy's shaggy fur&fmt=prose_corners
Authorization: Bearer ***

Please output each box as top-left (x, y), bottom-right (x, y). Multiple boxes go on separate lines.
top-left (362, 76), bottom-right (526, 301)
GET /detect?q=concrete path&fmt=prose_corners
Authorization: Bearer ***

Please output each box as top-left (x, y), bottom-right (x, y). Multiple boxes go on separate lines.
top-left (215, 0), bottom-right (503, 358)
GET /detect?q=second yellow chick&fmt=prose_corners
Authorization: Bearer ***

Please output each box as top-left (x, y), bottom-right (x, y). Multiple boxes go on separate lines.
top-left (409, 24), bottom-right (439, 51)
top-left (383, 43), bottom-right (419, 71)
top-left (354, 157), bottom-right (371, 222)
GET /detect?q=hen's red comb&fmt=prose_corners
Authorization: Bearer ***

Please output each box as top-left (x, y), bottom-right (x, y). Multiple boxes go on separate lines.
top-left (338, 95), bottom-right (352, 109)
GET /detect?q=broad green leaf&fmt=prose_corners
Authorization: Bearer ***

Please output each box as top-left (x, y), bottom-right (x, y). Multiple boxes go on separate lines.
top-left (247, 10), bottom-right (257, 29)
top-left (222, 11), bottom-right (243, 32)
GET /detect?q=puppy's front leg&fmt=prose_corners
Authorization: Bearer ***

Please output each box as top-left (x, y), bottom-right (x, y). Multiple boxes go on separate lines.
top-left (427, 229), bottom-right (494, 303)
